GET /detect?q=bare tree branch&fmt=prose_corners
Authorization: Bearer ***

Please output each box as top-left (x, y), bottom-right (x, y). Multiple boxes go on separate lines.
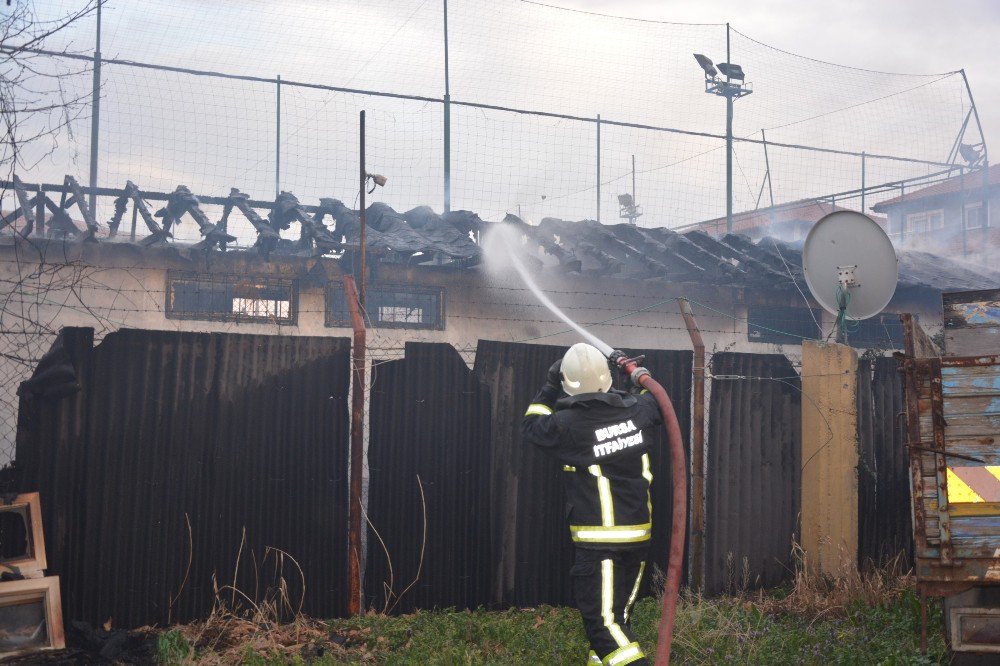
top-left (1, 0), bottom-right (101, 181)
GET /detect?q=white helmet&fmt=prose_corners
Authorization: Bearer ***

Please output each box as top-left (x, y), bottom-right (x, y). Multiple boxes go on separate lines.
top-left (561, 343), bottom-right (612, 395)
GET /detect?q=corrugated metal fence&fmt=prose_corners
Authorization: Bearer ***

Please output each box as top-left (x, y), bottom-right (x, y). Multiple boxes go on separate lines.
top-left (14, 329), bottom-right (917, 627)
top-left (857, 356), bottom-right (913, 569)
top-left (366, 341), bottom-right (692, 611)
top-left (15, 328), bottom-right (352, 626)
top-left (364, 342), bottom-right (494, 613)
top-left (705, 353), bottom-right (802, 596)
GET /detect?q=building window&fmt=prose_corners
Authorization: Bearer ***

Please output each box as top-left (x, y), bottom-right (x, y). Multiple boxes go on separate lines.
top-left (904, 209), bottom-right (944, 234)
top-left (326, 283), bottom-right (444, 329)
top-left (966, 203), bottom-right (984, 229)
top-left (166, 273), bottom-right (297, 324)
top-left (845, 313), bottom-right (905, 350)
top-left (747, 305), bottom-right (822, 344)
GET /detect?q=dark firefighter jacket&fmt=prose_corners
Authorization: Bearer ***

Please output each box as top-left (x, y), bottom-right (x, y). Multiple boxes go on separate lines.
top-left (521, 385), bottom-right (663, 550)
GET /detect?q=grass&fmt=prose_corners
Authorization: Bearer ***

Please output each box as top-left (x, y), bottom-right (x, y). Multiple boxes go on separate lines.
top-left (155, 581), bottom-right (948, 664)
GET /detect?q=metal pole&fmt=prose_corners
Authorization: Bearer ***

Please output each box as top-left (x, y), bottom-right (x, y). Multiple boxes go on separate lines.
top-left (632, 154), bottom-right (636, 203)
top-left (983, 160), bottom-right (990, 249)
top-left (898, 183), bottom-right (905, 243)
top-left (443, 0), bottom-right (451, 212)
top-left (343, 275), bottom-right (367, 616)
top-left (360, 110), bottom-right (367, 308)
top-left (960, 167), bottom-right (967, 256)
top-left (275, 75), bottom-right (281, 198)
top-left (960, 69), bottom-right (989, 165)
top-left (596, 114), bottom-right (601, 222)
top-left (725, 23), bottom-right (732, 234)
top-left (678, 297), bottom-right (705, 592)
top-left (861, 152), bottom-right (866, 213)
top-left (88, 1), bottom-right (102, 213)
top-left (762, 129), bottom-right (774, 207)
top-left (726, 96), bottom-right (733, 233)
top-left (959, 70), bottom-right (990, 249)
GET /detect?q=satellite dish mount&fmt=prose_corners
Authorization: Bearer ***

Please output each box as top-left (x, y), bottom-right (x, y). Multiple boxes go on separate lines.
top-left (802, 211), bottom-right (898, 345)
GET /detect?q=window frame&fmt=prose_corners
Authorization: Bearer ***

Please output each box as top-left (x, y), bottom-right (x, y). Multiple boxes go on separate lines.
top-left (325, 283), bottom-right (445, 330)
top-left (165, 272), bottom-right (298, 325)
top-left (965, 202), bottom-right (984, 229)
top-left (904, 209), bottom-right (944, 235)
top-left (746, 305), bottom-right (823, 345)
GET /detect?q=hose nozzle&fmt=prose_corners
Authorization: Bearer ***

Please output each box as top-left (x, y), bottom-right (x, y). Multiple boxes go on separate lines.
top-left (608, 349), bottom-right (646, 376)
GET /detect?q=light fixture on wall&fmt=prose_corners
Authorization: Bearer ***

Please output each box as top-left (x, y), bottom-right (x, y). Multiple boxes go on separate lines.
top-left (365, 172), bottom-right (388, 193)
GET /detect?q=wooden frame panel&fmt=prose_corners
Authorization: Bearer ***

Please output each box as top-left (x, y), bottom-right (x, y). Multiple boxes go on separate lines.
top-left (0, 493), bottom-right (47, 576)
top-left (0, 576), bottom-right (64, 657)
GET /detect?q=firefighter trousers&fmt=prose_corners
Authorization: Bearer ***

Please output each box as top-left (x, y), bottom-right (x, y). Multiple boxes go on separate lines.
top-left (570, 546), bottom-right (649, 665)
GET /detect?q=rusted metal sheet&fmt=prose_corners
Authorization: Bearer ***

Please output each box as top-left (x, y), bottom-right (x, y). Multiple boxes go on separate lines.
top-left (904, 352), bottom-right (1000, 586)
top-left (15, 327), bottom-right (352, 627)
top-left (944, 289), bottom-right (1000, 328)
top-left (704, 353), bottom-right (800, 595)
top-left (343, 276), bottom-right (366, 616)
top-left (857, 357), bottom-right (913, 569)
top-left (677, 298), bottom-right (706, 591)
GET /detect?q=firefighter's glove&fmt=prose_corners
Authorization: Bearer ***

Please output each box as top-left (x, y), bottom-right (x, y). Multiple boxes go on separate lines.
top-left (533, 359), bottom-right (564, 404)
top-left (546, 360), bottom-right (563, 390)
top-left (607, 349), bottom-right (628, 373)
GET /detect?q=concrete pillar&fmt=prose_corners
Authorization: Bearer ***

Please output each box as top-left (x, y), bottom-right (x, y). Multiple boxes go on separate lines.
top-left (800, 340), bottom-right (859, 575)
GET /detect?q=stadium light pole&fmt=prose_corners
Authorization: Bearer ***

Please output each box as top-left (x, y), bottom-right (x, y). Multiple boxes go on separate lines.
top-left (693, 51), bottom-right (753, 234)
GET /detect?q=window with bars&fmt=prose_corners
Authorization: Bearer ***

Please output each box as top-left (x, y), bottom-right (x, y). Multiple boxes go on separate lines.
top-left (845, 313), bottom-right (905, 350)
top-left (326, 283), bottom-right (444, 329)
top-left (166, 273), bottom-right (297, 324)
top-left (747, 305), bottom-right (822, 344)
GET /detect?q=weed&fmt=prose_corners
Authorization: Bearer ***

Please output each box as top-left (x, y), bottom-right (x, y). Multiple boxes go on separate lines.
top-left (156, 629), bottom-right (193, 665)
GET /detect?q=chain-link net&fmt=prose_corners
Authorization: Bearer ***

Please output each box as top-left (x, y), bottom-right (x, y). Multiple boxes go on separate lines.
top-left (1, 0), bottom-right (988, 458)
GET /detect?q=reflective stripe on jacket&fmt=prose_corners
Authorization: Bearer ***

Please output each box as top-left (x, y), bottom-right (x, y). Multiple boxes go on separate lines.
top-left (521, 388), bottom-right (663, 549)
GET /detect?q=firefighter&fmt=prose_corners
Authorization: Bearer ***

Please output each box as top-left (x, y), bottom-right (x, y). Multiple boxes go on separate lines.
top-left (521, 342), bottom-right (662, 666)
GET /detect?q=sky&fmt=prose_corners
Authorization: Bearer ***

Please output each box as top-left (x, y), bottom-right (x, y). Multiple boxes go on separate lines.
top-left (563, 0), bottom-right (1000, 157)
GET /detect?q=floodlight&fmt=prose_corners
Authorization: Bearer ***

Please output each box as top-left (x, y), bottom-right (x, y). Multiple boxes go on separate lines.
top-left (693, 53), bottom-right (717, 77)
top-left (716, 63), bottom-right (745, 81)
top-left (617, 193), bottom-right (634, 207)
top-left (959, 143), bottom-right (984, 166)
top-left (694, 50), bottom-right (754, 234)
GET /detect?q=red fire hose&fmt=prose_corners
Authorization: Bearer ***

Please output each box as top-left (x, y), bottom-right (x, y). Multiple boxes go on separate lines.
top-left (614, 354), bottom-right (687, 665)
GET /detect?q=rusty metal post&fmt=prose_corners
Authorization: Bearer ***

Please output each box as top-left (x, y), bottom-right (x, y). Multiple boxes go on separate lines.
top-left (678, 297), bottom-right (705, 590)
top-left (343, 275), bottom-right (366, 615)
top-left (359, 111), bottom-right (367, 308)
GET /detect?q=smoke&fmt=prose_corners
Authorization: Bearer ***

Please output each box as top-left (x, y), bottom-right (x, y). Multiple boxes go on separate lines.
top-left (482, 224), bottom-right (614, 356)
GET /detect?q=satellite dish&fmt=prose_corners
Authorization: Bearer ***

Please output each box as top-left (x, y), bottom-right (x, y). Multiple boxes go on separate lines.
top-left (802, 210), bottom-right (898, 321)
